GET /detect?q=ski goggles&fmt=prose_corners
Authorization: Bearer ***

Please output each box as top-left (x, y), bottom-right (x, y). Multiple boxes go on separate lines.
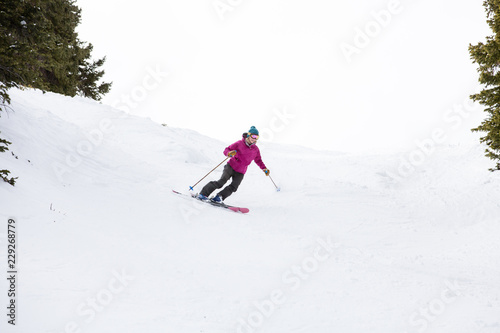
top-left (248, 134), bottom-right (259, 140)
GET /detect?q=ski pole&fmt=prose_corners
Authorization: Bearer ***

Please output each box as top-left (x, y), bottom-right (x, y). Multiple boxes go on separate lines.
top-left (269, 175), bottom-right (281, 192)
top-left (189, 156), bottom-right (230, 191)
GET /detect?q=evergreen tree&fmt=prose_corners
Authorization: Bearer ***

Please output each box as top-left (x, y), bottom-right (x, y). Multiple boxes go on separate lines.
top-left (0, 0), bottom-right (111, 100)
top-left (0, 131), bottom-right (15, 185)
top-left (469, 0), bottom-right (500, 171)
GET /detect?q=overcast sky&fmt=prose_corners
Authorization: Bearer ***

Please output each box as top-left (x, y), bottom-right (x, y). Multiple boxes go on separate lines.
top-left (76, 0), bottom-right (490, 154)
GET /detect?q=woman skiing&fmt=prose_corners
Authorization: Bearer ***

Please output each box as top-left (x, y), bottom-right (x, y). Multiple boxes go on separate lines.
top-left (197, 126), bottom-right (270, 203)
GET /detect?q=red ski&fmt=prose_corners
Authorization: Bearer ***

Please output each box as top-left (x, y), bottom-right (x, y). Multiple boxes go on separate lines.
top-left (172, 190), bottom-right (249, 214)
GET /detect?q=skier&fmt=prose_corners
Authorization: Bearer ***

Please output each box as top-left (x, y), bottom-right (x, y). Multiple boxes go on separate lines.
top-left (197, 126), bottom-right (270, 203)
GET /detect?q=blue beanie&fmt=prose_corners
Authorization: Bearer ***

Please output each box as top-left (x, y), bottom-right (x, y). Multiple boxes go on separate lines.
top-left (248, 126), bottom-right (259, 135)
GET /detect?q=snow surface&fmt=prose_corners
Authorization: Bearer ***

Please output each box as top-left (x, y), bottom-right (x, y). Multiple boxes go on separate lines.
top-left (1, 88), bottom-right (500, 333)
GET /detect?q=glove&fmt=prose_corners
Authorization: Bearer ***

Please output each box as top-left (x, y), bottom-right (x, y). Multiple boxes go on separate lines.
top-left (263, 168), bottom-right (270, 176)
top-left (227, 150), bottom-right (237, 157)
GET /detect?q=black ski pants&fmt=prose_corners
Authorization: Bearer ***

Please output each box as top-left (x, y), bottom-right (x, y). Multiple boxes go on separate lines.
top-left (200, 164), bottom-right (244, 200)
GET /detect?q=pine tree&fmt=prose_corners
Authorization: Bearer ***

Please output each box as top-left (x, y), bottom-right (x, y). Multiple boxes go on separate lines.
top-left (469, 0), bottom-right (500, 171)
top-left (0, 131), bottom-right (15, 185)
top-left (0, 0), bottom-right (111, 100)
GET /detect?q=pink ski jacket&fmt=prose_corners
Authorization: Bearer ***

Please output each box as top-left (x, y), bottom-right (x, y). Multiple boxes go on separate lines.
top-left (223, 136), bottom-right (267, 174)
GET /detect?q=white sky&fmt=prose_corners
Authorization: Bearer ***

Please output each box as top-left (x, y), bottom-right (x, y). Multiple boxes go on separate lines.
top-left (76, 0), bottom-right (491, 154)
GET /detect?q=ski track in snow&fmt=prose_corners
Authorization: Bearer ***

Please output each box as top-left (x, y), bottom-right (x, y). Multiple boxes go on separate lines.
top-left (0, 88), bottom-right (499, 333)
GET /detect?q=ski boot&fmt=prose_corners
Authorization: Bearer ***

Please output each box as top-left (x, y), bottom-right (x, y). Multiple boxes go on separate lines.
top-left (210, 195), bottom-right (223, 204)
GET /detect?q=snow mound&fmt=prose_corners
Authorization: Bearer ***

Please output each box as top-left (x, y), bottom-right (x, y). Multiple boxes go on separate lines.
top-left (0, 88), bottom-right (499, 332)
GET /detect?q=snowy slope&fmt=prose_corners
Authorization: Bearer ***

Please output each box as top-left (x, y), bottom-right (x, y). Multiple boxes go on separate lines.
top-left (0, 88), bottom-right (500, 333)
